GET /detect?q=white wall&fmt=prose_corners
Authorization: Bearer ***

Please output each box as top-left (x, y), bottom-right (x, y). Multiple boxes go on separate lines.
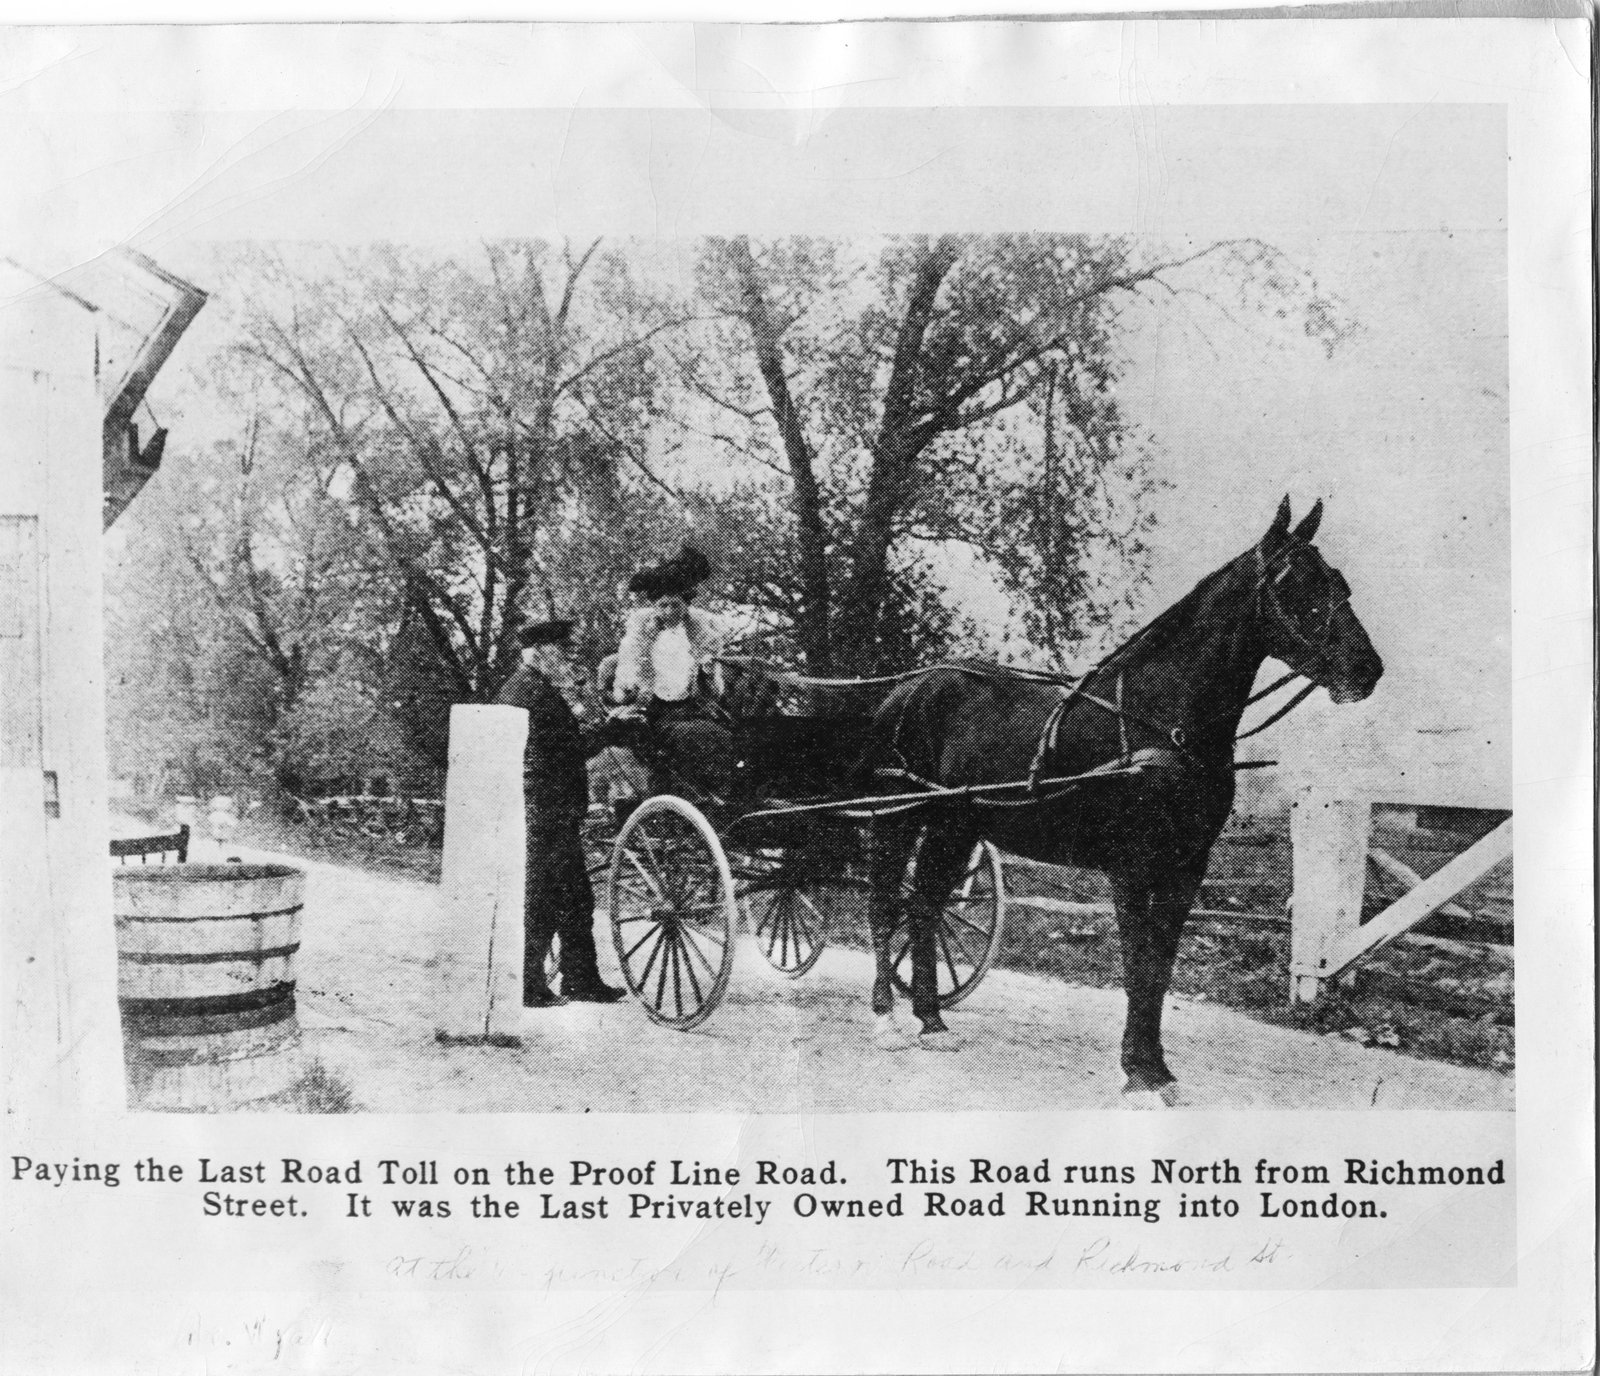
top-left (0, 267), bottom-right (125, 1113)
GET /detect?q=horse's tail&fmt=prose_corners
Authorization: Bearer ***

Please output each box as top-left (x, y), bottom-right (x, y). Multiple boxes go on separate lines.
top-left (845, 666), bottom-right (967, 796)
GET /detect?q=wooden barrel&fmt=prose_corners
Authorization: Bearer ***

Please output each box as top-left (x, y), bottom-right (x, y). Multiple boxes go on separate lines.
top-left (113, 863), bottom-right (305, 1110)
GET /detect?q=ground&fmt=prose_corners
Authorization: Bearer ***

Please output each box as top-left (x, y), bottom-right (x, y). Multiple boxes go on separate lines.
top-left (221, 804), bottom-right (1515, 1075)
top-left (200, 840), bottom-right (1511, 1115)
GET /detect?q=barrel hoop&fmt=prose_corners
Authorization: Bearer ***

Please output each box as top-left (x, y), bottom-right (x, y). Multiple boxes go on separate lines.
top-left (118, 942), bottom-right (301, 966)
top-left (119, 983), bottom-right (296, 1021)
top-left (122, 998), bottom-right (297, 1038)
top-left (115, 903), bottom-right (304, 925)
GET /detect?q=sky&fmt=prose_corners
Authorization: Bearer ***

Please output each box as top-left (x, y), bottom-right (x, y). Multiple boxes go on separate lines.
top-left (122, 100), bottom-right (1508, 804)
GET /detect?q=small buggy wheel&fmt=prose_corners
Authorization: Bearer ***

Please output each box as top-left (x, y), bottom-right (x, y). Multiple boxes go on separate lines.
top-left (738, 851), bottom-right (830, 978)
top-left (608, 796), bottom-right (737, 1029)
top-left (891, 838), bottom-right (1006, 1007)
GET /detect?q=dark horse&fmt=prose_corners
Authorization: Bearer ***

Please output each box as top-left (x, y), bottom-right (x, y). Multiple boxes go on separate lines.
top-left (858, 498), bottom-right (1383, 1102)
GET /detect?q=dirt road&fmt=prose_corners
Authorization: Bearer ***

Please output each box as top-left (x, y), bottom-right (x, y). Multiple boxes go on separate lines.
top-left (237, 846), bottom-right (1510, 1113)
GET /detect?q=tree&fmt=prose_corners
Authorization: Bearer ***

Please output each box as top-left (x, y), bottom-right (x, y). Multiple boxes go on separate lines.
top-left (104, 520), bottom-right (280, 802)
top-left (689, 233), bottom-right (1354, 673)
top-left (106, 367), bottom-right (397, 798)
top-left (230, 241), bottom-right (693, 764)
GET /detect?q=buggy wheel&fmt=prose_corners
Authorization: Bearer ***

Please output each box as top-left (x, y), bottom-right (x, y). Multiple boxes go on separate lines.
top-left (608, 796), bottom-right (737, 1029)
top-left (738, 851), bottom-right (829, 978)
top-left (891, 839), bottom-right (1006, 1008)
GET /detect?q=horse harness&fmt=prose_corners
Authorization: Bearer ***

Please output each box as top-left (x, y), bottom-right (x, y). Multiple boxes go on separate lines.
top-left (902, 539), bottom-right (1347, 806)
top-left (725, 538), bottom-right (1350, 822)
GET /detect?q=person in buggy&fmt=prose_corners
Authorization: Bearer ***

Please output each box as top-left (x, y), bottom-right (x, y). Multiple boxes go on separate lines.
top-left (610, 542), bottom-right (733, 800)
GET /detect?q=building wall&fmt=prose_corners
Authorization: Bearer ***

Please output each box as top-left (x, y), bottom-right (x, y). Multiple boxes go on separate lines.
top-left (0, 269), bottom-right (125, 1113)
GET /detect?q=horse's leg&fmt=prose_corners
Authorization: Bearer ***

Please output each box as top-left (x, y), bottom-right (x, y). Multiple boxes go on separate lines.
top-left (1110, 868), bottom-right (1201, 1104)
top-left (906, 822), bottom-right (977, 1050)
top-left (1142, 868), bottom-right (1205, 1101)
top-left (866, 820), bottom-right (915, 1050)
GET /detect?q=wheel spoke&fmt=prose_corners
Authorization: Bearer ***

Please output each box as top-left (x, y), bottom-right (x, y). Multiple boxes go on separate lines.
top-left (943, 907), bottom-right (996, 941)
top-left (624, 922), bottom-right (664, 964)
top-left (891, 933), bottom-right (912, 976)
top-left (680, 918), bottom-right (726, 964)
top-left (677, 933), bottom-right (706, 1006)
top-left (678, 863), bottom-right (716, 911)
top-left (624, 850), bottom-right (667, 902)
top-left (679, 922), bottom-right (722, 982)
top-left (937, 915), bottom-right (981, 970)
top-left (771, 896), bottom-right (789, 966)
top-left (758, 893), bottom-right (783, 946)
top-left (758, 898), bottom-right (777, 953)
top-left (795, 898), bottom-right (821, 937)
top-left (653, 928), bottom-right (674, 1011)
top-left (751, 898), bottom-right (774, 940)
top-left (636, 826), bottom-right (673, 889)
top-left (668, 930), bottom-right (686, 1019)
top-left (788, 903), bottom-right (817, 959)
top-left (936, 925), bottom-right (970, 992)
top-left (783, 898), bottom-right (802, 967)
top-left (635, 923), bottom-right (669, 991)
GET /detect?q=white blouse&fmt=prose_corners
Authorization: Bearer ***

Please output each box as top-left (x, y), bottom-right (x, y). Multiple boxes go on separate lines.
top-left (648, 623), bottom-right (697, 701)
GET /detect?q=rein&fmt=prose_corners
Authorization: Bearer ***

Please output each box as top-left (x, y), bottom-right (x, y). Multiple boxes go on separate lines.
top-left (1020, 540), bottom-right (1348, 789)
top-left (729, 538), bottom-right (1345, 808)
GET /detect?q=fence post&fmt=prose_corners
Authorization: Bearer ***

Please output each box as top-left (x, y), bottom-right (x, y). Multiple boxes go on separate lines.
top-left (434, 705), bottom-right (527, 1042)
top-left (1288, 785), bottom-right (1371, 1004)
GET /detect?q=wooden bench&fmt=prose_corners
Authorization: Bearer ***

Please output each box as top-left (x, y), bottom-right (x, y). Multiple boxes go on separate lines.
top-left (109, 824), bottom-right (189, 865)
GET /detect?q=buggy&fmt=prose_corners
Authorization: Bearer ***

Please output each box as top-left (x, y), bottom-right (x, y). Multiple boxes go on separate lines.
top-left (587, 658), bottom-right (1007, 1029)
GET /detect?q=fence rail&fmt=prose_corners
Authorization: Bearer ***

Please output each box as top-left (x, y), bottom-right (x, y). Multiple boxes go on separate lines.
top-left (288, 794), bottom-right (446, 845)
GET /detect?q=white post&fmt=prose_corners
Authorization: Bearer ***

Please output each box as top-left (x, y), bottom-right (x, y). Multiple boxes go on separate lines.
top-left (1288, 785), bottom-right (1371, 1005)
top-left (434, 705), bottom-right (527, 1043)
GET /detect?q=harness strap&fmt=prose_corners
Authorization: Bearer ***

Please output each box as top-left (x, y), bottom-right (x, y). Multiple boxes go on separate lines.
top-left (1028, 688), bottom-right (1075, 791)
top-left (1115, 672), bottom-right (1130, 759)
top-left (1235, 679), bottom-right (1319, 740)
top-left (1241, 669), bottom-right (1301, 710)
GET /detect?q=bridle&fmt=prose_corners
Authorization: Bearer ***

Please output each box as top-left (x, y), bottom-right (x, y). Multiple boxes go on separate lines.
top-left (1018, 538), bottom-right (1354, 787)
top-left (1254, 542), bottom-right (1351, 682)
top-left (732, 539), bottom-right (1358, 804)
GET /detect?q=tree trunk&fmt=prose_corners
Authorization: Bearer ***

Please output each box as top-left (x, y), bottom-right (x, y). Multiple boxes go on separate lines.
top-left (835, 237), bottom-right (959, 669)
top-left (729, 238), bottom-right (834, 674)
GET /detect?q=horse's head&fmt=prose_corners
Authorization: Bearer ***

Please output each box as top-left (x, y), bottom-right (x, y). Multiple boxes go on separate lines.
top-left (1254, 497), bottom-right (1383, 704)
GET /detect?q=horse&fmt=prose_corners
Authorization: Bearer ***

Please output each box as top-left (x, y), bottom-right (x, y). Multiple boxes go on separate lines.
top-left (856, 497), bottom-right (1384, 1103)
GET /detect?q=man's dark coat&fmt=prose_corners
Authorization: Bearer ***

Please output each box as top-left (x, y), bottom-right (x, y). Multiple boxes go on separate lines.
top-left (494, 662), bottom-right (602, 995)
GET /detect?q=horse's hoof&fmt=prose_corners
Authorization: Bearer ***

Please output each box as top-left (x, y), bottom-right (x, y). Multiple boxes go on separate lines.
top-left (919, 1029), bottom-right (964, 1053)
top-left (1121, 1083), bottom-right (1181, 1109)
top-left (872, 1015), bottom-right (915, 1051)
top-left (1121, 1089), bottom-right (1170, 1110)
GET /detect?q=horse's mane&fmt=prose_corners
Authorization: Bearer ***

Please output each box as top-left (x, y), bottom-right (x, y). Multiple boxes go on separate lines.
top-left (1087, 549), bottom-right (1256, 681)
top-left (719, 548), bottom-right (1259, 717)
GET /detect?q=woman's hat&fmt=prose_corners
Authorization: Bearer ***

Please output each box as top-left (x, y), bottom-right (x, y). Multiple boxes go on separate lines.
top-left (517, 617), bottom-right (576, 647)
top-left (630, 542), bottom-right (712, 601)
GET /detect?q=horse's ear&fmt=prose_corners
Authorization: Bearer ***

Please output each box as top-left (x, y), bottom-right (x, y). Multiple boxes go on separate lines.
top-left (1262, 495), bottom-right (1292, 550)
top-left (1292, 499), bottom-right (1324, 543)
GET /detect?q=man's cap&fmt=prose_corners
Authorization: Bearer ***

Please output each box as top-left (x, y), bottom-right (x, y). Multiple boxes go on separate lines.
top-left (517, 617), bottom-right (576, 647)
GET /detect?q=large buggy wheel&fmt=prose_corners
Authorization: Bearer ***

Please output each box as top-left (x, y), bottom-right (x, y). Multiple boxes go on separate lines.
top-left (737, 849), bottom-right (832, 979)
top-left (608, 796), bottom-right (737, 1029)
top-left (891, 838), bottom-right (1006, 1008)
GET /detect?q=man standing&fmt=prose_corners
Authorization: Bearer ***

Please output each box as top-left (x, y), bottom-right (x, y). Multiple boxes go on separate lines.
top-left (494, 617), bottom-right (624, 1008)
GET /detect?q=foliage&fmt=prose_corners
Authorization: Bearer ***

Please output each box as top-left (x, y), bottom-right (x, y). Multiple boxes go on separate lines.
top-left (683, 233), bottom-right (1352, 672)
top-left (107, 233), bottom-right (1354, 796)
